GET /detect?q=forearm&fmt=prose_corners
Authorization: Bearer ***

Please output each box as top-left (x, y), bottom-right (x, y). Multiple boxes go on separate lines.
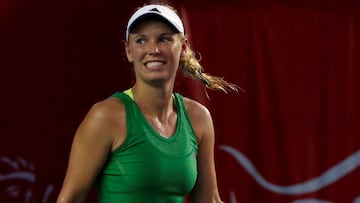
top-left (190, 195), bottom-right (224, 203)
top-left (56, 192), bottom-right (87, 203)
top-left (56, 186), bottom-right (90, 203)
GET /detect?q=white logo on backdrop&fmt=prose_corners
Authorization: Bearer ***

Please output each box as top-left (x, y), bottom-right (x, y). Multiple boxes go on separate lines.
top-left (220, 145), bottom-right (360, 203)
top-left (0, 156), bottom-right (55, 203)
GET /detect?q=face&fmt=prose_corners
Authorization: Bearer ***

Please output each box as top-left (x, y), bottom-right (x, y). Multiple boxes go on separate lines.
top-left (125, 19), bottom-right (184, 86)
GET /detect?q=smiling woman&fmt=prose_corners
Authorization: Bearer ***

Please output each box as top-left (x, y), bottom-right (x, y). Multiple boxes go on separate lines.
top-left (126, 19), bottom-right (183, 87)
top-left (56, 3), bottom-right (237, 203)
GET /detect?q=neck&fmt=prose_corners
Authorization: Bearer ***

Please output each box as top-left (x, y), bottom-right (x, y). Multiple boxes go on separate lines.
top-left (131, 84), bottom-right (174, 121)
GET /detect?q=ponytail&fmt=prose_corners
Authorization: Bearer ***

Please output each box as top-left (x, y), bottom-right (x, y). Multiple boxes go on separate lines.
top-left (179, 37), bottom-right (240, 93)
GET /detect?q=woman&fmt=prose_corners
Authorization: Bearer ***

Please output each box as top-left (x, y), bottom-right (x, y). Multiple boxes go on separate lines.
top-left (57, 3), bottom-right (237, 203)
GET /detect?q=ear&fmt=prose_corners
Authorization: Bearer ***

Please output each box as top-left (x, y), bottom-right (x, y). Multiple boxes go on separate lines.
top-left (124, 41), bottom-right (133, 62)
top-left (181, 39), bottom-right (187, 56)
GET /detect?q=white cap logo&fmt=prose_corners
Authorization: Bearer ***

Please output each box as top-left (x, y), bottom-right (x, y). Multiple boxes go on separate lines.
top-left (126, 5), bottom-right (184, 41)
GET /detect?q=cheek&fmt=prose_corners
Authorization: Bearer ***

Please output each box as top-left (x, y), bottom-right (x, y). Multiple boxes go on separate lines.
top-left (128, 49), bottom-right (142, 62)
top-left (171, 45), bottom-right (183, 59)
top-left (125, 44), bottom-right (133, 62)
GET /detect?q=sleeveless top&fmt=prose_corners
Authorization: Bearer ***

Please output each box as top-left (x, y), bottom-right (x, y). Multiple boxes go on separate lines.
top-left (96, 91), bottom-right (198, 203)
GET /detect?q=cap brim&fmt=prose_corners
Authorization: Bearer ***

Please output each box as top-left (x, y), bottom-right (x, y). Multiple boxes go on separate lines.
top-left (128, 13), bottom-right (180, 34)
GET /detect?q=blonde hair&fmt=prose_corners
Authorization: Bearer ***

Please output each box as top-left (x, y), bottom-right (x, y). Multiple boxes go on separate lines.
top-left (179, 36), bottom-right (240, 93)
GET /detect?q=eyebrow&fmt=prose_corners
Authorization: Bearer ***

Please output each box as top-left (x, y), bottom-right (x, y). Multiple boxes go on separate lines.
top-left (132, 32), bottom-right (176, 38)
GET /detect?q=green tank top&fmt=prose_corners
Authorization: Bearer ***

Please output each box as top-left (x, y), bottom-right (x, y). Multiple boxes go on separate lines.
top-left (96, 91), bottom-right (198, 203)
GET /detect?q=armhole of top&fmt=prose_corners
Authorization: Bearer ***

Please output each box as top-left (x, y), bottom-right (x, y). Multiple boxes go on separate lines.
top-left (107, 90), bottom-right (132, 153)
top-left (174, 93), bottom-right (199, 147)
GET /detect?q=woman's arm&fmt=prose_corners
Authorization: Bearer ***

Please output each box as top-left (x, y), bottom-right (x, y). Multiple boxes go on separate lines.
top-left (185, 98), bottom-right (224, 203)
top-left (57, 99), bottom-right (124, 203)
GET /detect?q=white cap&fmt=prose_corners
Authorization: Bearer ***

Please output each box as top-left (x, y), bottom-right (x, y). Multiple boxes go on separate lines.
top-left (126, 5), bottom-right (184, 41)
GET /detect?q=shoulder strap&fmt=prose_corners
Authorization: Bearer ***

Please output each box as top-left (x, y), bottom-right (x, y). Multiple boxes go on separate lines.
top-left (110, 91), bottom-right (140, 135)
top-left (173, 93), bottom-right (187, 117)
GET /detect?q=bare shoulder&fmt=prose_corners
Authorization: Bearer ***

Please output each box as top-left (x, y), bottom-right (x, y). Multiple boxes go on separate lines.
top-left (182, 97), bottom-right (211, 119)
top-left (87, 97), bottom-right (125, 122)
top-left (76, 97), bottom-right (126, 149)
top-left (182, 97), bottom-right (214, 144)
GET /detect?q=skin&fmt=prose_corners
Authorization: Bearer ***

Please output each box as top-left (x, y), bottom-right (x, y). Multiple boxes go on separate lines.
top-left (56, 19), bottom-right (224, 203)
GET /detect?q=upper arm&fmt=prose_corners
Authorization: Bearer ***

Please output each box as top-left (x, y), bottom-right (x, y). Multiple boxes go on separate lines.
top-left (184, 99), bottom-right (224, 203)
top-left (57, 99), bottom-right (124, 203)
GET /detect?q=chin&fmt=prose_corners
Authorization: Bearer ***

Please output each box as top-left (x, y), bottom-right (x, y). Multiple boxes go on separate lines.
top-left (146, 77), bottom-right (174, 86)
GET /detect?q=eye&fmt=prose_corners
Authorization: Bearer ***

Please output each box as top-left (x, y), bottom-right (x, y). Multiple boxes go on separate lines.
top-left (159, 37), bottom-right (171, 43)
top-left (135, 38), bottom-right (145, 44)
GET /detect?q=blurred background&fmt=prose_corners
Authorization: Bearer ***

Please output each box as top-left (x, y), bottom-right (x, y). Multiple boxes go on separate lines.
top-left (1, 0), bottom-right (360, 202)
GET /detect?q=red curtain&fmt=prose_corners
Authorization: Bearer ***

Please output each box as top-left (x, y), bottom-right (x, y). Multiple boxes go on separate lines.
top-left (1, 1), bottom-right (360, 202)
top-left (183, 2), bottom-right (360, 202)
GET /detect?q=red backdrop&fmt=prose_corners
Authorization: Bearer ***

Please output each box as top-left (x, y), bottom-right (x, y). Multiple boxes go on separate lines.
top-left (1, 0), bottom-right (360, 202)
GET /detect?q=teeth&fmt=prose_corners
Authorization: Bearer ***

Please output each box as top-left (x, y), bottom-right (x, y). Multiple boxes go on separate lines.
top-left (146, 61), bottom-right (163, 68)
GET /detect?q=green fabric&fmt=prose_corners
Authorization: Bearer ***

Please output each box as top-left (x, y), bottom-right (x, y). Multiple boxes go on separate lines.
top-left (96, 92), bottom-right (198, 203)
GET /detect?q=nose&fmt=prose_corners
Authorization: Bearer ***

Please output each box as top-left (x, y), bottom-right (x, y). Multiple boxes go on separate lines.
top-left (147, 41), bottom-right (160, 56)
top-left (149, 48), bottom-right (160, 56)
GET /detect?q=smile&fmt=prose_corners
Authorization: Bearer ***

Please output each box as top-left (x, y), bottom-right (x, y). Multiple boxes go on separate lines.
top-left (145, 61), bottom-right (165, 69)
